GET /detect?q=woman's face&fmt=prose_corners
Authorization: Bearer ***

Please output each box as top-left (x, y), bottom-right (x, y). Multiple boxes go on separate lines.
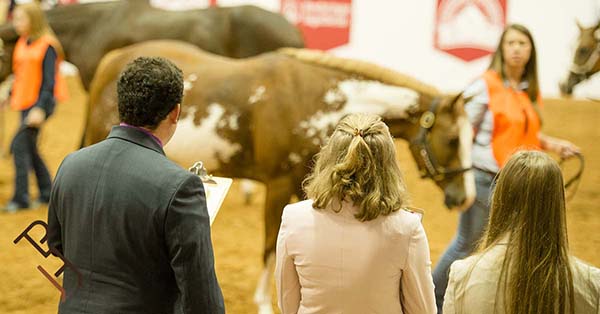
top-left (502, 29), bottom-right (532, 69)
top-left (12, 8), bottom-right (31, 36)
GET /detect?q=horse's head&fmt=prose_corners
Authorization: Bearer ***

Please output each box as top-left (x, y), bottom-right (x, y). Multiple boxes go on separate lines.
top-left (385, 92), bottom-right (475, 211)
top-left (0, 25), bottom-right (18, 83)
top-left (277, 48), bottom-right (476, 210)
top-left (559, 21), bottom-right (600, 95)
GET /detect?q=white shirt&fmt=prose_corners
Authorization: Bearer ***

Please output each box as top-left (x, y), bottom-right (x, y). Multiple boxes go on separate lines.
top-left (444, 243), bottom-right (600, 314)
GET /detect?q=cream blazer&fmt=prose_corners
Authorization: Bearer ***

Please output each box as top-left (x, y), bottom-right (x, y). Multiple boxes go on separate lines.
top-left (443, 243), bottom-right (600, 314)
top-left (275, 200), bottom-right (436, 314)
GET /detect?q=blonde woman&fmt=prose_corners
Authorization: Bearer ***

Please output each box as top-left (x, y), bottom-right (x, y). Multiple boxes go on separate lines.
top-left (1, 2), bottom-right (66, 212)
top-left (443, 151), bottom-right (600, 314)
top-left (275, 113), bottom-right (436, 314)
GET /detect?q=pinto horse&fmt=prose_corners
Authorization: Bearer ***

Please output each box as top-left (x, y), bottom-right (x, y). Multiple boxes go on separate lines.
top-left (560, 21), bottom-right (600, 95)
top-left (0, 0), bottom-right (303, 90)
top-left (84, 40), bottom-right (476, 313)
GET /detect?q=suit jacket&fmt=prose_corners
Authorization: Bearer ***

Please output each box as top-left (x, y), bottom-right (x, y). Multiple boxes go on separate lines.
top-left (47, 126), bottom-right (225, 314)
top-left (275, 199), bottom-right (436, 314)
top-left (443, 242), bottom-right (600, 314)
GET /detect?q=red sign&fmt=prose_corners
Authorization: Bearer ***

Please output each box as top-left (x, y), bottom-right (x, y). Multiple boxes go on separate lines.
top-left (281, 0), bottom-right (352, 50)
top-left (434, 0), bottom-right (507, 62)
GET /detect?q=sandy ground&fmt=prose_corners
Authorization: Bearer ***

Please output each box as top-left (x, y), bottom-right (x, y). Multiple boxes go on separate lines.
top-left (0, 77), bottom-right (598, 313)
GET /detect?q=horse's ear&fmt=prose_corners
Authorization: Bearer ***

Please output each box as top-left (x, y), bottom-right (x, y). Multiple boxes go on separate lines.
top-left (449, 92), bottom-right (465, 114)
top-left (576, 19), bottom-right (584, 31)
top-left (462, 94), bottom-right (475, 105)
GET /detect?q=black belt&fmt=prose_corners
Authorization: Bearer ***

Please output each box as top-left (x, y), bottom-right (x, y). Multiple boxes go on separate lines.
top-left (473, 166), bottom-right (497, 177)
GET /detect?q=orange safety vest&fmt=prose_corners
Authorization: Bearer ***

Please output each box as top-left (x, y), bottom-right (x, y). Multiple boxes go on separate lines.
top-left (10, 35), bottom-right (68, 111)
top-left (483, 70), bottom-right (542, 167)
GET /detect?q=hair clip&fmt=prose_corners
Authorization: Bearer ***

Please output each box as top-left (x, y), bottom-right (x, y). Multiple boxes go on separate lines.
top-left (353, 128), bottom-right (364, 137)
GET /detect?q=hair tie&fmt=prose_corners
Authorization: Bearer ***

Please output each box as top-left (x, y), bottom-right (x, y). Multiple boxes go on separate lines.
top-left (353, 128), bottom-right (364, 137)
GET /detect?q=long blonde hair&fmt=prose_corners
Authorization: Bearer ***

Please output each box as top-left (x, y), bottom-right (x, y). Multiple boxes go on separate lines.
top-left (303, 113), bottom-right (408, 221)
top-left (15, 2), bottom-right (64, 58)
top-left (478, 150), bottom-right (574, 314)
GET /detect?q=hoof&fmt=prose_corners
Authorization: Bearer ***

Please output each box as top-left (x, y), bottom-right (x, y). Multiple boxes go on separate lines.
top-left (257, 303), bottom-right (274, 314)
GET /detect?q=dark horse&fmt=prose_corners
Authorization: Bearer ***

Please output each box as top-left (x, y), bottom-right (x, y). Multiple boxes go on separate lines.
top-left (0, 0), bottom-right (303, 90)
top-left (560, 21), bottom-right (600, 95)
top-left (84, 40), bottom-right (476, 313)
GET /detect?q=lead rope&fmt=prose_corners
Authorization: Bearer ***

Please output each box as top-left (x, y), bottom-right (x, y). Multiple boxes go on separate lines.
top-left (560, 152), bottom-right (584, 201)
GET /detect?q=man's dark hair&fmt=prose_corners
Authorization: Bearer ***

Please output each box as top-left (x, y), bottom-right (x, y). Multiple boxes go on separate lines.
top-left (117, 57), bottom-right (184, 129)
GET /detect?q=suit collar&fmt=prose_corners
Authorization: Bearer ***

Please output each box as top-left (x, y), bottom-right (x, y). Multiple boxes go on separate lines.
top-left (107, 125), bottom-right (165, 155)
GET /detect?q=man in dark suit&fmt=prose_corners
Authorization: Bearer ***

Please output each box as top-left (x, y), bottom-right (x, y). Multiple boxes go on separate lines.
top-left (47, 57), bottom-right (225, 314)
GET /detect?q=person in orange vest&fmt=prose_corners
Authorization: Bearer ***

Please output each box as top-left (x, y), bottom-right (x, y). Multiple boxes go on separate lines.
top-left (432, 23), bottom-right (580, 313)
top-left (1, 2), bottom-right (66, 212)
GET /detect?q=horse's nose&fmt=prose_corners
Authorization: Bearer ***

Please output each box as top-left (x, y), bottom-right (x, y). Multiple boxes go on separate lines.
top-left (444, 190), bottom-right (465, 209)
top-left (559, 80), bottom-right (573, 96)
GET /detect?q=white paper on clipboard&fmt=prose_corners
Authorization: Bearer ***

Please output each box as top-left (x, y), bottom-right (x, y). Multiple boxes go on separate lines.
top-left (202, 176), bottom-right (232, 225)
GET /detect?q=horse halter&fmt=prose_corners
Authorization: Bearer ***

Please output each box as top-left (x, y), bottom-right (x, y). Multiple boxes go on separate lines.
top-left (570, 28), bottom-right (600, 78)
top-left (409, 97), bottom-right (471, 182)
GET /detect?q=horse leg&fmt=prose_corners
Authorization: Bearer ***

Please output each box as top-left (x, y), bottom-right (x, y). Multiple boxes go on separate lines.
top-left (241, 179), bottom-right (256, 205)
top-left (255, 252), bottom-right (276, 314)
top-left (254, 175), bottom-right (294, 314)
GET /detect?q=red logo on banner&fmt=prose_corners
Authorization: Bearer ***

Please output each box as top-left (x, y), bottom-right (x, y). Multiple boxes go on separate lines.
top-left (281, 0), bottom-right (352, 50)
top-left (434, 0), bottom-right (506, 62)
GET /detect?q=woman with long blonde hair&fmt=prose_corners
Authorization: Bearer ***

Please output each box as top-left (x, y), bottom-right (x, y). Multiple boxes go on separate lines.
top-left (275, 113), bottom-right (436, 314)
top-left (1, 1), bottom-right (66, 212)
top-left (443, 150), bottom-right (600, 314)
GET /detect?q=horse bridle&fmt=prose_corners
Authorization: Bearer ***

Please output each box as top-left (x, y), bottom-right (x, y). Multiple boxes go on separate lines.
top-left (569, 28), bottom-right (600, 79)
top-left (409, 97), bottom-right (471, 182)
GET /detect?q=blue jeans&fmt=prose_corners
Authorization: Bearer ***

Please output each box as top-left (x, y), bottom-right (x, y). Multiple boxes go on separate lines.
top-left (9, 110), bottom-right (52, 207)
top-left (432, 169), bottom-right (495, 313)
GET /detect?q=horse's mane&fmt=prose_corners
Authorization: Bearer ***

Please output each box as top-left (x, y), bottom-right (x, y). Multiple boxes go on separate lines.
top-left (45, 1), bottom-right (120, 35)
top-left (278, 48), bottom-right (440, 96)
top-left (46, 0), bottom-right (119, 19)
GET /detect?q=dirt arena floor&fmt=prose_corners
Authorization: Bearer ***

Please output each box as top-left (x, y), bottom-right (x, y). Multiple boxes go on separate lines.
top-left (0, 76), bottom-right (598, 313)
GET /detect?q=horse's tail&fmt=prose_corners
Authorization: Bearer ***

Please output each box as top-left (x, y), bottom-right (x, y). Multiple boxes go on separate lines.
top-left (81, 47), bottom-right (127, 148)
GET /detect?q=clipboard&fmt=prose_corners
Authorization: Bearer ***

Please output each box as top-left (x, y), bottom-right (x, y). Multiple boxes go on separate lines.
top-left (202, 176), bottom-right (232, 225)
top-left (189, 161), bottom-right (232, 225)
